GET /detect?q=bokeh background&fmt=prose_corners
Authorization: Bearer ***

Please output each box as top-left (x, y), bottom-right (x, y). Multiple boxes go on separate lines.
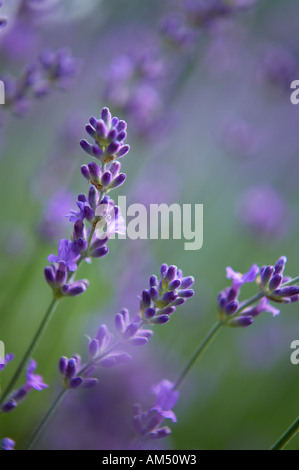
top-left (0, 0), bottom-right (299, 450)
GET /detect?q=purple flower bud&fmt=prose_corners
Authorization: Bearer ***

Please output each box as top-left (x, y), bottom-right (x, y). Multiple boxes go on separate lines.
top-left (261, 266), bottom-right (275, 287)
top-left (129, 336), bottom-right (148, 346)
top-left (117, 120), bottom-right (127, 132)
top-left (56, 263), bottom-right (68, 286)
top-left (149, 427), bottom-right (172, 439)
top-left (225, 301), bottom-right (239, 315)
top-left (77, 238), bottom-right (88, 253)
top-left (81, 164), bottom-right (91, 181)
top-left (101, 171), bottom-right (112, 187)
top-left (101, 107), bottom-right (111, 126)
top-left (168, 279), bottom-right (181, 291)
top-left (95, 120), bottom-right (108, 138)
top-left (178, 289), bottom-right (194, 298)
top-left (273, 286), bottom-right (299, 297)
top-left (2, 399), bottom-right (17, 413)
top-left (144, 307), bottom-right (156, 319)
top-left (274, 256), bottom-right (287, 275)
top-left (115, 313), bottom-right (125, 333)
top-left (59, 356), bottom-right (68, 375)
top-left (160, 264), bottom-right (168, 277)
top-left (88, 186), bottom-right (98, 210)
top-left (141, 290), bottom-right (151, 309)
top-left (44, 266), bottom-right (55, 286)
top-left (180, 276), bottom-right (195, 289)
top-left (117, 130), bottom-right (127, 141)
top-left (158, 306), bottom-right (176, 316)
top-left (166, 265), bottom-right (177, 282)
top-left (83, 205), bottom-right (95, 222)
top-left (228, 316), bottom-right (254, 328)
top-left (70, 377), bottom-right (83, 389)
top-left (107, 129), bottom-right (117, 141)
top-left (172, 298), bottom-right (186, 307)
top-left (269, 274), bottom-right (283, 291)
top-left (150, 287), bottom-right (159, 302)
top-left (89, 339), bottom-right (99, 359)
top-left (66, 358), bottom-right (77, 380)
top-left (110, 161), bottom-right (121, 176)
top-left (85, 124), bottom-right (97, 139)
top-left (124, 322), bottom-right (139, 340)
top-left (63, 281), bottom-right (88, 297)
top-left (161, 291), bottom-right (178, 304)
top-left (88, 162), bottom-right (101, 181)
top-left (109, 173), bottom-right (126, 189)
top-left (92, 145), bottom-right (104, 159)
top-left (106, 141), bottom-right (120, 156)
top-left (90, 246), bottom-right (109, 258)
top-left (82, 378), bottom-right (99, 389)
top-left (151, 315), bottom-right (170, 325)
top-left (149, 275), bottom-right (158, 287)
top-left (80, 139), bottom-right (93, 156)
top-left (117, 145), bottom-right (130, 158)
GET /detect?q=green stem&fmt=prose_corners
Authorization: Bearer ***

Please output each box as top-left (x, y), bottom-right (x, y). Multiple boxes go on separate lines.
top-left (0, 297), bottom-right (59, 407)
top-left (174, 321), bottom-right (222, 390)
top-left (271, 417), bottom-right (299, 450)
top-left (25, 388), bottom-right (67, 450)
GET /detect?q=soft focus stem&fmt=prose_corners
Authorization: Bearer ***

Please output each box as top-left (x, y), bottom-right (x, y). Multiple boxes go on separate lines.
top-left (173, 321), bottom-right (222, 390)
top-left (0, 297), bottom-right (58, 406)
top-left (25, 388), bottom-right (67, 450)
top-left (270, 417), bottom-right (299, 450)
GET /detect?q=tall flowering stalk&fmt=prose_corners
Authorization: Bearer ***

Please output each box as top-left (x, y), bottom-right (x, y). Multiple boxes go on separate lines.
top-left (0, 107), bottom-right (129, 411)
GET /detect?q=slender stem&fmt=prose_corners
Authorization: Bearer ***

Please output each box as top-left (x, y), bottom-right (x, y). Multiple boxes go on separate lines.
top-left (0, 297), bottom-right (58, 406)
top-left (271, 417), bottom-right (299, 450)
top-left (25, 388), bottom-right (67, 450)
top-left (173, 321), bottom-right (222, 390)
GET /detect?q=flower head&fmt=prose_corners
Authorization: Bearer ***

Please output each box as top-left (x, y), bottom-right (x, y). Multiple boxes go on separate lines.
top-left (25, 359), bottom-right (48, 392)
top-left (0, 353), bottom-right (14, 372)
top-left (48, 239), bottom-right (80, 272)
top-left (80, 107), bottom-right (130, 164)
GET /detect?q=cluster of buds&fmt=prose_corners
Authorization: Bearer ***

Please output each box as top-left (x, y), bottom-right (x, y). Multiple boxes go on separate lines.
top-left (81, 161), bottom-right (126, 193)
top-left (2, 360), bottom-right (47, 413)
top-left (58, 355), bottom-right (98, 390)
top-left (80, 107), bottom-right (130, 164)
top-left (1, 48), bottom-right (78, 116)
top-left (133, 380), bottom-right (179, 441)
top-left (218, 256), bottom-right (299, 328)
top-left (139, 264), bottom-right (195, 325)
top-left (259, 256), bottom-right (299, 303)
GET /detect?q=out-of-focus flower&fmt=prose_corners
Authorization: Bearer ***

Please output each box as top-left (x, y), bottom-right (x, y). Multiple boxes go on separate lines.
top-left (0, 353), bottom-right (14, 372)
top-left (37, 189), bottom-right (75, 243)
top-left (260, 46), bottom-right (298, 91)
top-left (139, 264), bottom-right (195, 325)
top-left (133, 379), bottom-right (179, 441)
top-left (2, 359), bottom-right (47, 413)
top-left (58, 355), bottom-right (98, 390)
top-left (25, 359), bottom-right (48, 391)
top-left (1, 47), bottom-right (79, 116)
top-left (218, 256), bottom-right (299, 328)
top-left (237, 186), bottom-right (291, 241)
top-left (1, 438), bottom-right (15, 450)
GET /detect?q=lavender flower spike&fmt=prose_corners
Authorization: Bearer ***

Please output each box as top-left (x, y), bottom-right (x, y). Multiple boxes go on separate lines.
top-left (80, 107), bottom-right (130, 164)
